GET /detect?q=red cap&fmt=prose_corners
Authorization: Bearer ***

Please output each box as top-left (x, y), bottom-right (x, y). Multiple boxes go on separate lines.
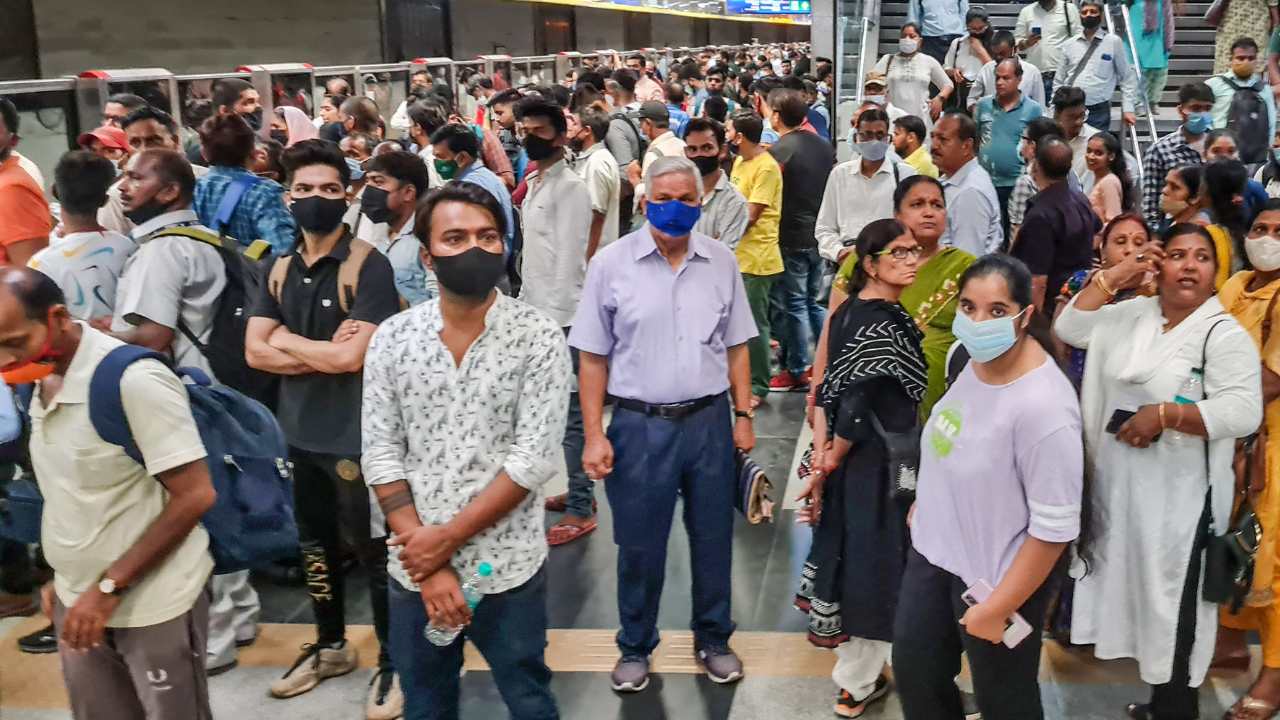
top-left (77, 126), bottom-right (128, 151)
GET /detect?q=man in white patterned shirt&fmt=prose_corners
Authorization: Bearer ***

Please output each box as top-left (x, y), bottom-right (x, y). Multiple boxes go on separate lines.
top-left (362, 182), bottom-right (572, 720)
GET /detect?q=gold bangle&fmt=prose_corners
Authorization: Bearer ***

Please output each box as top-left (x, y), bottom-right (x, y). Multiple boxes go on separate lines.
top-left (1158, 402), bottom-right (1167, 429)
top-left (1094, 270), bottom-right (1118, 297)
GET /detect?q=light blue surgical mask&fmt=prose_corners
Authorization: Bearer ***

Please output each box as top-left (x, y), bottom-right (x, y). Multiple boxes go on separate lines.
top-left (1184, 111), bottom-right (1213, 135)
top-left (846, 127), bottom-right (856, 147)
top-left (345, 156), bottom-right (364, 182)
top-left (952, 309), bottom-right (1027, 363)
top-left (855, 139), bottom-right (890, 162)
top-left (1273, 147), bottom-right (1280, 163)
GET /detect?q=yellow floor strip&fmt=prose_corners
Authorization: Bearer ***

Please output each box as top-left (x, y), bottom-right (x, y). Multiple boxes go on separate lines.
top-left (1, 616), bottom-right (1261, 710)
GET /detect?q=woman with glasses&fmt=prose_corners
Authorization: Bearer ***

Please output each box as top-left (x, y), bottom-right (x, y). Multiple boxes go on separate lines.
top-left (795, 219), bottom-right (928, 718)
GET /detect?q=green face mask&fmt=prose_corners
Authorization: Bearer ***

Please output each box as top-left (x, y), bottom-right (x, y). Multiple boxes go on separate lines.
top-left (434, 158), bottom-right (459, 181)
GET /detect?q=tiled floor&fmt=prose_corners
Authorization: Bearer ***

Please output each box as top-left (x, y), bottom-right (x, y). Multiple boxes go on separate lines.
top-left (0, 393), bottom-right (1262, 718)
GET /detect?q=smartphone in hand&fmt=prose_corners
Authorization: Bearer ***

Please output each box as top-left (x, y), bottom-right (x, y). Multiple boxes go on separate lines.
top-left (962, 579), bottom-right (1034, 649)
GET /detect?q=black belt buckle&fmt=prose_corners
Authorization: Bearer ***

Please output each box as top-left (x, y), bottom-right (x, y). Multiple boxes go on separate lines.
top-left (654, 403), bottom-right (685, 419)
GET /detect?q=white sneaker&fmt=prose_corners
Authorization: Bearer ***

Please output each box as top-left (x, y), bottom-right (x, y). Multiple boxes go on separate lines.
top-left (269, 642), bottom-right (359, 699)
top-left (366, 669), bottom-right (403, 720)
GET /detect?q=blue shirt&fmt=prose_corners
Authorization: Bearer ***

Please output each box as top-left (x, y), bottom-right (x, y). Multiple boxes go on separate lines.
top-left (666, 104), bottom-right (691, 139)
top-left (808, 103), bottom-right (831, 140)
top-left (458, 163), bottom-right (516, 255)
top-left (907, 0), bottom-right (969, 38)
top-left (192, 166), bottom-right (296, 254)
top-left (941, 157), bottom-right (1004, 256)
top-left (976, 94), bottom-right (1042, 187)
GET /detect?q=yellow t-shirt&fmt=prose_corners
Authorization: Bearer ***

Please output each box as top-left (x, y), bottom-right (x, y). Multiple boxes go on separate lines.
top-left (904, 145), bottom-right (939, 179)
top-left (31, 325), bottom-right (213, 628)
top-left (730, 152), bottom-right (785, 276)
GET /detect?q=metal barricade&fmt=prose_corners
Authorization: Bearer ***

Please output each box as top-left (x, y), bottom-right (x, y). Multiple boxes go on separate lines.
top-left (479, 55), bottom-right (514, 90)
top-left (0, 78), bottom-right (77, 194)
top-left (312, 66), bottom-right (359, 113)
top-left (76, 69), bottom-right (180, 137)
top-left (525, 56), bottom-right (559, 87)
top-left (353, 63), bottom-right (412, 139)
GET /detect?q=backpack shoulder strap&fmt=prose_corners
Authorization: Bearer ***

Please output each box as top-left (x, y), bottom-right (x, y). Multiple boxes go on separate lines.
top-left (337, 240), bottom-right (376, 315)
top-left (268, 255), bottom-right (294, 307)
top-left (214, 175), bottom-right (260, 233)
top-left (152, 227), bottom-right (272, 261)
top-left (88, 345), bottom-right (171, 467)
top-left (944, 339), bottom-right (970, 389)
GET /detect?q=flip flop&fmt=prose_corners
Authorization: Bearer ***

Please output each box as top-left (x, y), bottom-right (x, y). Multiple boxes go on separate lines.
top-left (1227, 696), bottom-right (1280, 720)
top-left (545, 496), bottom-right (598, 514)
top-left (547, 520), bottom-right (598, 546)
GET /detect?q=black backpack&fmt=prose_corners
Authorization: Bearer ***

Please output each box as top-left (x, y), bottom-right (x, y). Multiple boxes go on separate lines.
top-left (1224, 77), bottom-right (1270, 164)
top-left (152, 227), bottom-right (280, 410)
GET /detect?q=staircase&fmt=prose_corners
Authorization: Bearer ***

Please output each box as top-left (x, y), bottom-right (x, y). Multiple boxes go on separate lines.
top-left (869, 0), bottom-right (1219, 148)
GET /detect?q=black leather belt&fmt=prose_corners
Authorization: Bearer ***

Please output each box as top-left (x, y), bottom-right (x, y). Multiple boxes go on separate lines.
top-left (614, 393), bottom-right (721, 420)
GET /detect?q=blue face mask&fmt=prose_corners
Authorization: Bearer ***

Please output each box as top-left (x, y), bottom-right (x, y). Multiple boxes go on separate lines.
top-left (646, 199), bottom-right (702, 237)
top-left (846, 127), bottom-right (856, 147)
top-left (1273, 147), bottom-right (1280, 163)
top-left (952, 309), bottom-right (1027, 363)
top-left (345, 156), bottom-right (364, 182)
top-left (1184, 111), bottom-right (1213, 135)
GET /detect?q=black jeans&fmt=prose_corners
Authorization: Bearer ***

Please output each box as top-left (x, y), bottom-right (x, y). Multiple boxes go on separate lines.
top-left (893, 548), bottom-right (1055, 720)
top-left (1145, 497), bottom-right (1212, 720)
top-left (922, 35), bottom-right (959, 67)
top-left (291, 447), bottom-right (391, 670)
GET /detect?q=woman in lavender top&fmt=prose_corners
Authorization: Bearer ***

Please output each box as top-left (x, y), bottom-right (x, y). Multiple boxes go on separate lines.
top-left (1057, 224), bottom-right (1263, 720)
top-left (893, 255), bottom-right (1084, 720)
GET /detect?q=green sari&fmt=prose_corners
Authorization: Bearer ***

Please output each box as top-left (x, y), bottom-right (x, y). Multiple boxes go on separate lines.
top-left (834, 246), bottom-right (975, 416)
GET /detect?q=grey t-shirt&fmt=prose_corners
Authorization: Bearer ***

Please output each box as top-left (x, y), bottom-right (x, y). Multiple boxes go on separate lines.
top-left (911, 357), bottom-right (1084, 588)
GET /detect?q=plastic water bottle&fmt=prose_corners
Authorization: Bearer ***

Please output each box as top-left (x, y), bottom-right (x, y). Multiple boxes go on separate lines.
top-left (424, 562), bottom-right (492, 646)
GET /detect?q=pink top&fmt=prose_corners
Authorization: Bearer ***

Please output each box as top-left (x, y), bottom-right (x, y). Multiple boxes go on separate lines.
top-left (1088, 173), bottom-right (1124, 228)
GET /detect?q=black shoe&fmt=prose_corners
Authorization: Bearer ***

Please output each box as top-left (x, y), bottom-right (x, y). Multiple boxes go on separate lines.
top-left (17, 623), bottom-right (56, 654)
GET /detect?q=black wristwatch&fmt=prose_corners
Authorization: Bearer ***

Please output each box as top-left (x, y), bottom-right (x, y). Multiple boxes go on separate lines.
top-left (735, 409), bottom-right (755, 421)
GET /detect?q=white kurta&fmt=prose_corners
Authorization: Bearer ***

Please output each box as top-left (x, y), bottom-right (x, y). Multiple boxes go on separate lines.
top-left (873, 52), bottom-right (953, 132)
top-left (1055, 295), bottom-right (1262, 686)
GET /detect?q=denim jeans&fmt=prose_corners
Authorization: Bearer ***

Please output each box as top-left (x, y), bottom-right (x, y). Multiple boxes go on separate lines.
top-left (1086, 102), bottom-right (1111, 132)
top-left (776, 247), bottom-right (827, 376)
top-left (388, 567), bottom-right (558, 720)
top-left (604, 394), bottom-right (737, 657)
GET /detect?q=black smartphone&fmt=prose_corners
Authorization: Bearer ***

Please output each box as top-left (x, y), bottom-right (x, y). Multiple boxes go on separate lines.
top-left (1105, 409), bottom-right (1135, 434)
top-left (1107, 408), bottom-right (1161, 442)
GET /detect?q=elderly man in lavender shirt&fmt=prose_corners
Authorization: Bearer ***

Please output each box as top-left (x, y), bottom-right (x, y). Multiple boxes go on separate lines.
top-left (569, 156), bottom-right (758, 694)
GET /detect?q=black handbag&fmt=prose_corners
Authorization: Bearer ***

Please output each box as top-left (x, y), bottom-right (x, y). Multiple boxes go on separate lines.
top-left (867, 411), bottom-right (921, 501)
top-left (1200, 320), bottom-right (1262, 613)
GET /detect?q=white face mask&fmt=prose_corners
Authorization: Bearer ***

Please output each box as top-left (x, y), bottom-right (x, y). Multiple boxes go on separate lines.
top-left (1246, 235), bottom-right (1280, 271)
top-left (900, 38), bottom-right (920, 55)
top-left (864, 93), bottom-right (887, 106)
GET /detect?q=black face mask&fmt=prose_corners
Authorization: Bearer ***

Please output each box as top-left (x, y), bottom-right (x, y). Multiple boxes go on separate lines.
top-left (123, 200), bottom-right (169, 227)
top-left (690, 154), bottom-right (721, 177)
top-left (270, 129), bottom-right (289, 145)
top-left (243, 107), bottom-right (264, 131)
top-left (290, 195), bottom-right (348, 234)
top-left (361, 186), bottom-right (396, 225)
top-left (522, 134), bottom-right (557, 162)
top-left (1080, 14), bottom-right (1102, 28)
top-left (570, 138), bottom-right (586, 153)
top-left (431, 246), bottom-right (506, 299)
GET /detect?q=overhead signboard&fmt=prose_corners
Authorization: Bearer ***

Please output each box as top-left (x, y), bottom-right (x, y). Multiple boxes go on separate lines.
top-left (725, 0), bottom-right (810, 13)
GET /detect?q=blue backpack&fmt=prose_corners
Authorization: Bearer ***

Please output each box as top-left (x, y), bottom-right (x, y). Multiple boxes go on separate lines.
top-left (88, 345), bottom-right (298, 573)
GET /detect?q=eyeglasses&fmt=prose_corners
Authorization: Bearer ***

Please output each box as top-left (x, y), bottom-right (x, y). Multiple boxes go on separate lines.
top-left (876, 245), bottom-right (925, 260)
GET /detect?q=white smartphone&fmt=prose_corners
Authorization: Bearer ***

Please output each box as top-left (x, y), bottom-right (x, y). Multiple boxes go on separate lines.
top-left (961, 579), bottom-right (1034, 649)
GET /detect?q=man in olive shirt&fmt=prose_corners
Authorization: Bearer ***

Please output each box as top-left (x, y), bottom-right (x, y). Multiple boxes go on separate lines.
top-left (766, 89), bottom-right (835, 391)
top-left (727, 110), bottom-right (784, 405)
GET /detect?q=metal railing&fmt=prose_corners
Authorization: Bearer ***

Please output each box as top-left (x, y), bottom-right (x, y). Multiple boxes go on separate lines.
top-left (0, 43), bottom-right (780, 191)
top-left (833, 0), bottom-right (880, 155)
top-left (1105, 0), bottom-right (1157, 181)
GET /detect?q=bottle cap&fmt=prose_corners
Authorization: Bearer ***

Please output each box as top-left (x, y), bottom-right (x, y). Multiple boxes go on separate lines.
top-left (478, 562), bottom-right (493, 576)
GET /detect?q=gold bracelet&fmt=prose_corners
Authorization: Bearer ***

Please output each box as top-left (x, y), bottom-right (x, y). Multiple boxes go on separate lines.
top-left (1094, 270), bottom-right (1118, 297)
top-left (1158, 402), bottom-right (1167, 429)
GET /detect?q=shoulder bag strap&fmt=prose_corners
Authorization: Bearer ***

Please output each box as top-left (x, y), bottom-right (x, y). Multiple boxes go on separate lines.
top-left (1198, 317), bottom-right (1232, 529)
top-left (1263, 286), bottom-right (1280, 347)
top-left (213, 175), bottom-right (260, 234)
top-left (1063, 0), bottom-right (1073, 38)
top-left (1066, 36), bottom-right (1103, 87)
top-left (337, 239), bottom-right (376, 315)
top-left (268, 255), bottom-right (293, 307)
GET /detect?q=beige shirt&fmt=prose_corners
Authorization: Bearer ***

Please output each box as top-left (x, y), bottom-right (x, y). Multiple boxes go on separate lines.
top-left (572, 143), bottom-right (621, 250)
top-left (31, 324), bottom-right (212, 627)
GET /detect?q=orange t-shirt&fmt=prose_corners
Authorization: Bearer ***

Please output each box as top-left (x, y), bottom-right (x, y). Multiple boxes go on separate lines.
top-left (0, 155), bottom-right (51, 263)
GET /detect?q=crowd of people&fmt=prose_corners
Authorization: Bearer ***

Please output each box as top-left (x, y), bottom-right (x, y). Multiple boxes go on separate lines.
top-left (0, 9), bottom-right (1280, 720)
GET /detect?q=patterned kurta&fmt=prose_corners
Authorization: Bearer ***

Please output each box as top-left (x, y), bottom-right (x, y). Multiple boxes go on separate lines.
top-left (1215, 0), bottom-right (1276, 74)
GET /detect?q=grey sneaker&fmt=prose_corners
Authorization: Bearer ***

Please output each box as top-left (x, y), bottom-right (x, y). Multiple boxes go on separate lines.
top-left (269, 642), bottom-right (358, 699)
top-left (611, 655), bottom-right (650, 692)
top-left (695, 645), bottom-right (744, 684)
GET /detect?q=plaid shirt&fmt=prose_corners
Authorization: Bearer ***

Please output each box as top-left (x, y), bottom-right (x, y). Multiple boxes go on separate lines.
top-left (192, 166), bottom-right (296, 254)
top-left (1141, 131), bottom-right (1202, 229)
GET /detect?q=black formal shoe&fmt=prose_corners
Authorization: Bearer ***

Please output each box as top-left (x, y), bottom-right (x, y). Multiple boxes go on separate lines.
top-left (17, 623), bottom-right (56, 654)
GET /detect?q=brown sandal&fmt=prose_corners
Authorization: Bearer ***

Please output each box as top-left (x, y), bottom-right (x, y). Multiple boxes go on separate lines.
top-left (1227, 696), bottom-right (1280, 720)
top-left (547, 520), bottom-right (598, 546)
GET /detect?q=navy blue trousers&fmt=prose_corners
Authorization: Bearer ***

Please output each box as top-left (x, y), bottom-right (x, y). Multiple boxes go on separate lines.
top-left (605, 393), bottom-right (737, 657)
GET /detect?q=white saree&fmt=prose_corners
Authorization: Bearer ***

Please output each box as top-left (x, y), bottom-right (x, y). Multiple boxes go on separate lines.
top-left (1056, 294), bottom-right (1262, 686)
